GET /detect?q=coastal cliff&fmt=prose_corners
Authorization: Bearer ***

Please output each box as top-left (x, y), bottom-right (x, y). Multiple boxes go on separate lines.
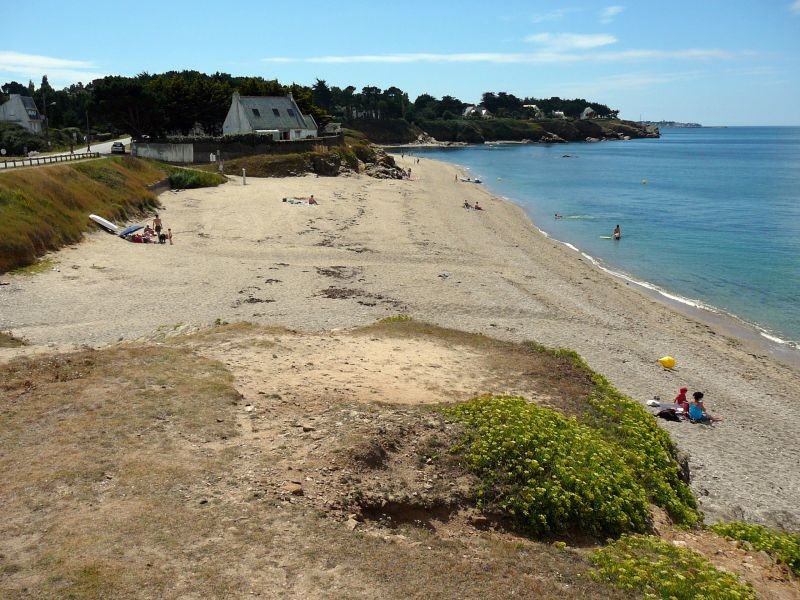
top-left (349, 117), bottom-right (657, 145)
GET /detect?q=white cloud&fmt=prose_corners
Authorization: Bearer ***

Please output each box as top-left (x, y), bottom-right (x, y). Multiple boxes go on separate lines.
top-left (0, 51), bottom-right (104, 85)
top-left (524, 32), bottom-right (618, 50)
top-left (554, 69), bottom-right (704, 101)
top-left (261, 48), bottom-right (740, 65)
top-left (600, 5), bottom-right (625, 23)
top-left (791, 0), bottom-right (800, 13)
top-left (531, 8), bottom-right (580, 23)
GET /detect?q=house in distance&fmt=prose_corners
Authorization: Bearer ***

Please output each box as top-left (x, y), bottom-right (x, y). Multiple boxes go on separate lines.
top-left (0, 94), bottom-right (44, 134)
top-left (222, 92), bottom-right (317, 140)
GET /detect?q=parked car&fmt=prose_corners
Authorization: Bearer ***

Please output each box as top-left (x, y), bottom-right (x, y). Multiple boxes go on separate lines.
top-left (110, 142), bottom-right (126, 154)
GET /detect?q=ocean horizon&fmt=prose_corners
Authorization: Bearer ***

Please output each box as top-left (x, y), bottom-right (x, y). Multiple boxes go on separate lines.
top-left (406, 126), bottom-right (800, 352)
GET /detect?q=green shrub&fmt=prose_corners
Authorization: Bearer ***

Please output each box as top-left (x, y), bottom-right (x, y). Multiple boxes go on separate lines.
top-left (710, 521), bottom-right (800, 575)
top-left (167, 168), bottom-right (226, 189)
top-left (446, 395), bottom-right (650, 537)
top-left (350, 143), bottom-right (377, 163)
top-left (591, 534), bottom-right (756, 599)
top-left (583, 370), bottom-right (700, 527)
top-left (525, 343), bottom-right (700, 527)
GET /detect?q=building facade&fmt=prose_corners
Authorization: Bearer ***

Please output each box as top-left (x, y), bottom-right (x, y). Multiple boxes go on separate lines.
top-left (0, 94), bottom-right (44, 133)
top-left (222, 92), bottom-right (317, 140)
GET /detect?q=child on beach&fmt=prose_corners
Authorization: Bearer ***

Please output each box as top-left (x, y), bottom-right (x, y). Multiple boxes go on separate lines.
top-left (675, 387), bottom-right (689, 415)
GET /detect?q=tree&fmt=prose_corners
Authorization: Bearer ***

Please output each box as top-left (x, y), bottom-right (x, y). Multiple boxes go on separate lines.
top-left (91, 76), bottom-right (166, 137)
top-left (312, 79), bottom-right (332, 112)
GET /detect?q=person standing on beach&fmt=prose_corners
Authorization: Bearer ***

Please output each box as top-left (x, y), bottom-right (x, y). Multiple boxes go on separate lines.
top-left (153, 214), bottom-right (163, 238)
top-left (167, 228), bottom-right (173, 245)
top-left (613, 224), bottom-right (621, 240)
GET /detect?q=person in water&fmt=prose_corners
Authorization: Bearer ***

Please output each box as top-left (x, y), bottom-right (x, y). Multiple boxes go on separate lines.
top-left (613, 224), bottom-right (621, 239)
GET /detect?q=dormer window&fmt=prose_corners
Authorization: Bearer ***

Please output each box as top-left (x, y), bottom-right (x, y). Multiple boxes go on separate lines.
top-left (252, 108), bottom-right (260, 117)
top-left (272, 108), bottom-right (280, 116)
top-left (287, 108), bottom-right (295, 117)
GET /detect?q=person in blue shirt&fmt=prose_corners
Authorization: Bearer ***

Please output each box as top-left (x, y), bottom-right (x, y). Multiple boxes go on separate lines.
top-left (688, 391), bottom-right (722, 423)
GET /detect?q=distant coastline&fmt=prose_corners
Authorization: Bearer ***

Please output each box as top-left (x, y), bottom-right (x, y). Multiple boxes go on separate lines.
top-left (639, 120), bottom-right (702, 128)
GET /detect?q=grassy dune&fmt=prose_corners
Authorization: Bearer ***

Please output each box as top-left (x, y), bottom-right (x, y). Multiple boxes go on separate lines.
top-left (0, 157), bottom-right (166, 273)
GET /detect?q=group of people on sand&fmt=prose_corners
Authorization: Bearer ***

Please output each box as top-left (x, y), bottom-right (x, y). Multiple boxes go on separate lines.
top-left (129, 214), bottom-right (173, 245)
top-left (654, 386), bottom-right (722, 424)
top-left (463, 200), bottom-right (483, 211)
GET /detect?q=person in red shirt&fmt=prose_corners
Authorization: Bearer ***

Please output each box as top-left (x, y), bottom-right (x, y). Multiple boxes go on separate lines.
top-left (675, 387), bottom-right (689, 415)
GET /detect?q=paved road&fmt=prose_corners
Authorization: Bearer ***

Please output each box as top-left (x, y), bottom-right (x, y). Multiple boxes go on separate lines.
top-left (50, 137), bottom-right (132, 157)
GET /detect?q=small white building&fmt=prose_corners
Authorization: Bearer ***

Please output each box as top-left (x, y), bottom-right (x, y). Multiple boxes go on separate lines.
top-left (322, 122), bottom-right (342, 135)
top-left (462, 105), bottom-right (491, 118)
top-left (552, 111), bottom-right (566, 119)
top-left (0, 94), bottom-right (44, 134)
top-left (580, 106), bottom-right (597, 120)
top-left (222, 92), bottom-right (317, 140)
top-left (523, 104), bottom-right (544, 119)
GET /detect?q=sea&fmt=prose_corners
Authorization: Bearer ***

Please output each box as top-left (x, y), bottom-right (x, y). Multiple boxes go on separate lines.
top-left (405, 127), bottom-right (800, 356)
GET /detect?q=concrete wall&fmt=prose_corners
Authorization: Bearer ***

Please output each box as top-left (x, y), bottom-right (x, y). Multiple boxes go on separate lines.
top-left (131, 135), bottom-right (344, 164)
top-left (132, 143), bottom-right (194, 163)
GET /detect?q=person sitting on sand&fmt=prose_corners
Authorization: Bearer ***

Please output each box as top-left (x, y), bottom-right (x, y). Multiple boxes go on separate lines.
top-left (142, 226), bottom-right (154, 243)
top-left (613, 224), bottom-right (621, 240)
top-left (308, 194), bottom-right (318, 205)
top-left (474, 201), bottom-right (483, 211)
top-left (688, 391), bottom-right (722, 423)
top-left (675, 387), bottom-right (689, 415)
top-left (463, 200), bottom-right (472, 209)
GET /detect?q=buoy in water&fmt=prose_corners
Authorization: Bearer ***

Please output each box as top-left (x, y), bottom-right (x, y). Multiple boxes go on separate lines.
top-left (642, 179), bottom-right (648, 184)
top-left (658, 356), bottom-right (676, 369)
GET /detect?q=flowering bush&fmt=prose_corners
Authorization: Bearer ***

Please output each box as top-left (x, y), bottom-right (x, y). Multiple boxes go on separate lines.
top-left (584, 371), bottom-right (699, 527)
top-left (447, 395), bottom-right (650, 537)
top-left (524, 344), bottom-right (700, 527)
top-left (590, 534), bottom-right (756, 599)
top-left (710, 521), bottom-right (800, 575)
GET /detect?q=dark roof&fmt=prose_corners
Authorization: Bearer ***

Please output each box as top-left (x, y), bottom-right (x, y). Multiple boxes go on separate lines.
top-left (20, 96), bottom-right (40, 113)
top-left (238, 95), bottom-right (315, 131)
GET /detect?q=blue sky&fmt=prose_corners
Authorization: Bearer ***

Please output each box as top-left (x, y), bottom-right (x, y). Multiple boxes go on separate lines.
top-left (2, 1), bottom-right (799, 125)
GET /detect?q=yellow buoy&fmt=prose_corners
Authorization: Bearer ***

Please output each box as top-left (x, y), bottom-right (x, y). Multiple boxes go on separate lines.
top-left (658, 356), bottom-right (676, 369)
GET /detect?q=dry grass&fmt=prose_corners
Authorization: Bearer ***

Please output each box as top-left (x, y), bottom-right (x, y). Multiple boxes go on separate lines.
top-left (0, 331), bottom-right (26, 348)
top-left (0, 157), bottom-right (165, 273)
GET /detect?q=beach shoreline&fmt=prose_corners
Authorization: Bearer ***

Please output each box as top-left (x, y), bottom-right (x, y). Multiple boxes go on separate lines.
top-left (2, 155), bottom-right (799, 529)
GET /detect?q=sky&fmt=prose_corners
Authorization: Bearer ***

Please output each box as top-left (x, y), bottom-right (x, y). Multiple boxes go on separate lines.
top-left (2, 0), bottom-right (800, 125)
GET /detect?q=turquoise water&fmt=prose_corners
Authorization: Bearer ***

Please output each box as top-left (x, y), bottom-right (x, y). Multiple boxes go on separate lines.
top-left (409, 127), bottom-right (800, 346)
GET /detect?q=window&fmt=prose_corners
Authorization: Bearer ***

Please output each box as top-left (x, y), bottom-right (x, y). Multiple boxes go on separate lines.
top-left (252, 108), bottom-right (260, 117)
top-left (272, 108), bottom-right (280, 116)
top-left (287, 108), bottom-right (295, 117)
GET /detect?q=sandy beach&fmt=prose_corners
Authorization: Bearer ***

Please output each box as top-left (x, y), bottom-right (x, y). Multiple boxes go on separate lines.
top-left (2, 155), bottom-right (799, 529)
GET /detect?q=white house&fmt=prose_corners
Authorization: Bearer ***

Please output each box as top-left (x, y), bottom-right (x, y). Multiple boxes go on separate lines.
top-left (0, 94), bottom-right (44, 134)
top-left (552, 111), bottom-right (566, 119)
top-left (523, 104), bottom-right (544, 119)
top-left (580, 106), bottom-right (597, 120)
top-left (462, 105), bottom-right (491, 118)
top-left (222, 92), bottom-right (317, 140)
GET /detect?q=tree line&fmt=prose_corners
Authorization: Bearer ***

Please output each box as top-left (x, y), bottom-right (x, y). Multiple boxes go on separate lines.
top-left (2, 72), bottom-right (619, 139)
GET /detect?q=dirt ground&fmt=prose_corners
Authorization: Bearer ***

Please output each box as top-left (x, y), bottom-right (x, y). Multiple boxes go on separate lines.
top-left (1, 321), bottom-right (796, 599)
